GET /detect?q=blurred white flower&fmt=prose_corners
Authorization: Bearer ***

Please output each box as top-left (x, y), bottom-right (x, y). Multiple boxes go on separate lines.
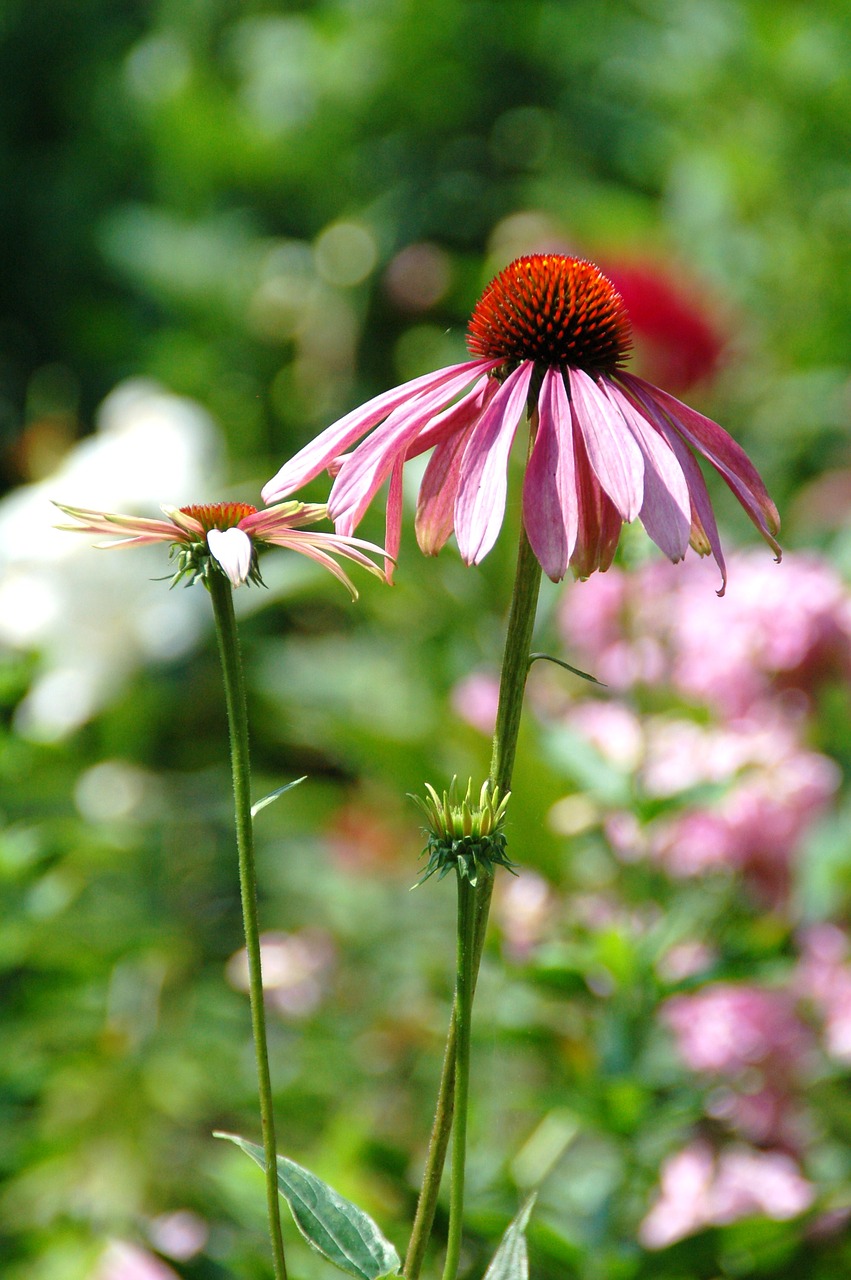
top-left (148, 1209), bottom-right (209, 1261)
top-left (0, 380), bottom-right (223, 740)
top-left (227, 929), bottom-right (336, 1017)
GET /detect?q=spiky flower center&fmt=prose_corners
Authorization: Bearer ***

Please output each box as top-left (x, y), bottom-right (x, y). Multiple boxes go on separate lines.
top-left (179, 502), bottom-right (257, 532)
top-left (467, 254), bottom-right (632, 375)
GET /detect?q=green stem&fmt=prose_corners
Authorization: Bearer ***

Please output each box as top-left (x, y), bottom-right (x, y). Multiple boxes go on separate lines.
top-left (488, 520), bottom-right (544, 795)
top-left (441, 876), bottom-right (476, 1280)
top-left (403, 522), bottom-right (543, 1280)
top-left (208, 571), bottom-right (288, 1280)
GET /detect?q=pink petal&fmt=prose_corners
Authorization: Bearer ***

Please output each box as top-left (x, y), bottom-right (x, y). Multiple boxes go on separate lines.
top-left (384, 455), bottom-right (404, 583)
top-left (329, 363), bottom-right (499, 533)
top-left (454, 361), bottom-right (535, 565)
top-left (405, 377), bottom-right (498, 461)
top-left (261, 529), bottom-right (386, 595)
top-left (568, 367), bottom-right (644, 521)
top-left (207, 527), bottom-right (253, 587)
top-left (415, 421), bottom-right (476, 555)
top-left (243, 501), bottom-right (327, 535)
top-left (522, 367), bottom-right (577, 581)
top-left (261, 359), bottom-right (498, 504)
top-left (621, 373), bottom-right (781, 556)
top-left (570, 414), bottom-right (622, 579)
top-left (53, 503), bottom-right (180, 542)
top-left (602, 381), bottom-right (691, 561)
top-left (667, 427), bottom-right (729, 593)
top-left (272, 538), bottom-right (362, 598)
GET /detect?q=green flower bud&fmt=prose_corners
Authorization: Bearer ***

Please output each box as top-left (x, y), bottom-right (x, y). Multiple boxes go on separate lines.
top-left (412, 777), bottom-right (514, 887)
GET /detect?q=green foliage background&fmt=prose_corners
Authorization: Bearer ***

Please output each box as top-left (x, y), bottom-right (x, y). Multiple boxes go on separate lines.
top-left (1, 1), bottom-right (851, 1277)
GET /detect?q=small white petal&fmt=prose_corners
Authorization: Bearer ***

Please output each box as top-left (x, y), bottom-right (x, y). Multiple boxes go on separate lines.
top-left (207, 527), bottom-right (253, 587)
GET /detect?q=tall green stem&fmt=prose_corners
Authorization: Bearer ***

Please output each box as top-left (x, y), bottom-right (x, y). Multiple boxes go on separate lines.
top-left (403, 523), bottom-right (543, 1280)
top-left (208, 571), bottom-right (289, 1280)
top-left (440, 876), bottom-right (476, 1280)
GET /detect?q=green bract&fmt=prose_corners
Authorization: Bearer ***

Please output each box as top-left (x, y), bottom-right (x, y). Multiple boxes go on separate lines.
top-left (168, 538), bottom-right (265, 589)
top-left (413, 778), bottom-right (514, 887)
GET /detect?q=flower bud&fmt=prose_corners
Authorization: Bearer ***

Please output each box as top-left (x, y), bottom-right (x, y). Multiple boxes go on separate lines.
top-left (413, 777), bottom-right (514, 887)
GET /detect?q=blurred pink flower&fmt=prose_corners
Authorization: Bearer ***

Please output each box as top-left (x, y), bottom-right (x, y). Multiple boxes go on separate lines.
top-left (797, 924), bottom-right (851, 1063)
top-left (656, 940), bottom-right (717, 983)
top-left (662, 983), bottom-right (811, 1147)
top-left (56, 499), bottom-right (385, 596)
top-left (663, 983), bottom-right (809, 1076)
top-left (263, 254), bottom-right (779, 586)
top-left (560, 551), bottom-right (851, 716)
top-left (560, 706), bottom-right (837, 905)
top-left (647, 722), bottom-right (838, 903)
top-left (494, 869), bottom-right (555, 960)
top-left (148, 1211), bottom-right (208, 1262)
top-left (93, 1242), bottom-right (180, 1280)
top-left (640, 1142), bottom-right (814, 1249)
top-left (451, 670), bottom-right (500, 735)
top-left (565, 700), bottom-right (643, 769)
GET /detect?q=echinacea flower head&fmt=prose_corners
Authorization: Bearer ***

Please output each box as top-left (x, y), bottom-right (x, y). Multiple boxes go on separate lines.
top-left (54, 499), bottom-right (385, 597)
top-left (263, 254), bottom-right (780, 591)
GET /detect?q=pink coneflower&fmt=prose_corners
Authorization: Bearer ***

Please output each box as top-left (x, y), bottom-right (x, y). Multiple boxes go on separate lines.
top-left (54, 499), bottom-right (385, 596)
top-left (262, 254), bottom-right (780, 589)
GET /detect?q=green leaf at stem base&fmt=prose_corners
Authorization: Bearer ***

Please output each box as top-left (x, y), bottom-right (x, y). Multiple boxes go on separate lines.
top-left (215, 1131), bottom-right (401, 1280)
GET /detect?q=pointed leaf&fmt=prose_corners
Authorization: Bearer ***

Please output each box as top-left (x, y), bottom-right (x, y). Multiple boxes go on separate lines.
top-left (251, 776), bottom-right (307, 819)
top-left (482, 1195), bottom-right (537, 1280)
top-left (215, 1133), bottom-right (401, 1280)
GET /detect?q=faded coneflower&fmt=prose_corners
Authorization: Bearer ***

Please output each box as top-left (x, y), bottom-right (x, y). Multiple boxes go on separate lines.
top-left (263, 254), bottom-right (780, 591)
top-left (54, 499), bottom-right (385, 595)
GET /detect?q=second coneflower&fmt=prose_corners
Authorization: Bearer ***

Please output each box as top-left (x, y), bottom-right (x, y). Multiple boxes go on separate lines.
top-left (54, 499), bottom-right (386, 596)
top-left (262, 254), bottom-right (780, 591)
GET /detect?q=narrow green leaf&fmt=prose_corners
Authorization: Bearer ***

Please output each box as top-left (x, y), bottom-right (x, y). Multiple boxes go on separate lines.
top-left (215, 1132), bottom-right (401, 1280)
top-left (251, 775), bottom-right (307, 819)
top-left (482, 1195), bottom-right (537, 1280)
top-left (528, 652), bottom-right (605, 686)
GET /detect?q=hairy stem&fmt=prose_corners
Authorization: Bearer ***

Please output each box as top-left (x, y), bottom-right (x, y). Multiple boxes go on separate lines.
top-left (403, 523), bottom-right (543, 1280)
top-left (440, 876), bottom-right (476, 1280)
top-left (208, 571), bottom-right (288, 1280)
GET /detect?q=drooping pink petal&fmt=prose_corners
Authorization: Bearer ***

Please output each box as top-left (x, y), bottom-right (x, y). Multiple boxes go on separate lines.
top-left (273, 538), bottom-right (362, 598)
top-left (415, 420), bottom-right (476, 555)
top-left (522, 367), bottom-right (577, 581)
top-left (53, 503), bottom-right (182, 543)
top-left (328, 363), bottom-right (499, 533)
top-left (405, 377), bottom-right (498, 461)
top-left (668, 428), bottom-right (728, 591)
top-left (454, 361), bottom-right (535, 565)
top-left (207, 527), bottom-right (253, 587)
top-left (620, 373), bottom-right (781, 557)
top-left (261, 358), bottom-right (499, 503)
top-left (261, 529), bottom-right (386, 593)
top-left (570, 410), bottom-right (622, 579)
top-left (602, 380), bottom-right (691, 561)
top-left (262, 526), bottom-right (386, 564)
top-left (568, 367), bottom-right (644, 521)
top-left (383, 455), bottom-right (404, 583)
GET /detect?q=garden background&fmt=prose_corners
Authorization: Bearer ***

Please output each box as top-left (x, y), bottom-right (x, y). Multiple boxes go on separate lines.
top-left (2, 1), bottom-right (851, 1277)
